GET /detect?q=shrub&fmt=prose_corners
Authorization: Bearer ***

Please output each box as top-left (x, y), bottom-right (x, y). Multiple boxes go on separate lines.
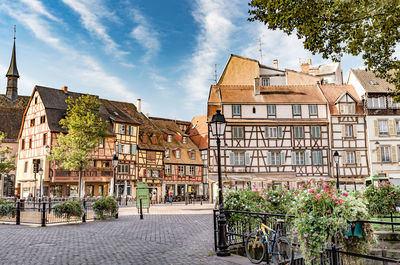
top-left (53, 200), bottom-right (83, 220)
top-left (364, 181), bottom-right (400, 216)
top-left (92, 196), bottom-right (118, 220)
top-left (0, 199), bottom-right (15, 217)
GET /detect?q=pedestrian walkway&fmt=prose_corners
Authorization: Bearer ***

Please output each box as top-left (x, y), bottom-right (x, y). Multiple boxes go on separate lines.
top-left (119, 203), bottom-right (215, 216)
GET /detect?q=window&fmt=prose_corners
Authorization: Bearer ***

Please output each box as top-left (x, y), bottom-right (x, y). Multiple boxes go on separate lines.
top-left (147, 151), bottom-right (156, 161)
top-left (98, 185), bottom-right (104, 196)
top-left (190, 151), bottom-right (196, 160)
top-left (165, 149), bottom-right (170, 159)
top-left (43, 133), bottom-right (47, 146)
top-left (24, 161), bottom-right (28, 173)
top-left (347, 152), bottom-right (355, 164)
top-left (182, 137), bottom-right (187, 144)
top-left (396, 121), bottom-right (400, 135)
top-left (117, 143), bottom-right (131, 154)
top-left (232, 126), bottom-right (243, 139)
top-left (30, 119), bottom-right (35, 127)
top-left (34, 97), bottom-right (38, 104)
top-left (378, 120), bottom-right (389, 136)
top-left (165, 165), bottom-right (171, 175)
top-left (267, 105), bottom-right (276, 116)
top-left (118, 124), bottom-right (126, 134)
top-left (340, 103), bottom-right (355, 114)
top-left (98, 138), bottom-right (104, 148)
top-left (293, 151), bottom-right (305, 165)
top-left (262, 78), bottom-right (270, 86)
top-left (267, 127), bottom-right (277, 138)
top-left (294, 126), bottom-right (304, 138)
top-left (131, 144), bottom-right (137, 154)
top-left (128, 126), bottom-right (135, 135)
top-left (29, 138), bottom-right (32, 149)
top-left (118, 164), bottom-right (130, 174)
top-left (21, 139), bottom-right (25, 150)
top-left (189, 166), bottom-right (195, 176)
top-left (388, 97), bottom-right (400, 109)
top-left (233, 152), bottom-right (245, 166)
top-left (0, 153), bottom-right (5, 163)
top-left (312, 151), bottom-right (322, 165)
top-left (232, 105), bottom-right (241, 116)
top-left (176, 149), bottom-right (181, 159)
top-left (252, 106), bottom-right (256, 114)
top-left (311, 126), bottom-right (321, 138)
top-left (368, 97), bottom-right (386, 109)
top-left (178, 165), bottom-right (185, 176)
top-left (381, 146), bottom-right (391, 162)
top-left (309, 105), bottom-right (317, 116)
top-left (270, 152), bottom-right (281, 166)
top-left (152, 170), bottom-right (159, 178)
top-left (293, 104), bottom-right (301, 116)
top-left (40, 115), bottom-right (46, 124)
top-left (167, 135), bottom-right (172, 142)
top-left (345, 125), bottom-right (353, 137)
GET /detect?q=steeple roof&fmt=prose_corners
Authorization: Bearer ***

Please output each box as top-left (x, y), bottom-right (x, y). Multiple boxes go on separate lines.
top-left (6, 39), bottom-right (19, 78)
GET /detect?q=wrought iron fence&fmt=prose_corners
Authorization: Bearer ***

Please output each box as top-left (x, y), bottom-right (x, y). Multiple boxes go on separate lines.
top-left (214, 209), bottom-right (400, 265)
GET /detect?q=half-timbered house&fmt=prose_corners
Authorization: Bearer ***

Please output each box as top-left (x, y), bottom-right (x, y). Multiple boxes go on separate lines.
top-left (319, 84), bottom-right (369, 188)
top-left (151, 117), bottom-right (203, 202)
top-left (348, 70), bottom-right (400, 185)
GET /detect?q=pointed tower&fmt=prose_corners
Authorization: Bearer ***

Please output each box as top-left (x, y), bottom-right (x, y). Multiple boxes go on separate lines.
top-left (6, 28), bottom-right (19, 102)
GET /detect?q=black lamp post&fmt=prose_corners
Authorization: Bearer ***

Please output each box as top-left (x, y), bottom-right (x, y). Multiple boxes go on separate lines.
top-left (333, 151), bottom-right (340, 190)
top-left (38, 168), bottom-right (43, 198)
top-left (112, 152), bottom-right (119, 196)
top-left (210, 110), bottom-right (230, 257)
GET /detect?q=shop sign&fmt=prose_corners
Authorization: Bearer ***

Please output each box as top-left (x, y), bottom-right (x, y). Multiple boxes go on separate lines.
top-left (136, 182), bottom-right (150, 209)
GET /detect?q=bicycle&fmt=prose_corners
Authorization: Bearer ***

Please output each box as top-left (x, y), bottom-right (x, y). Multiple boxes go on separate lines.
top-left (245, 220), bottom-right (292, 264)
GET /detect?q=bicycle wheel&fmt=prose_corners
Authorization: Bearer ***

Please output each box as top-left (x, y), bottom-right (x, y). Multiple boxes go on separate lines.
top-left (245, 232), bottom-right (266, 264)
top-left (271, 236), bottom-right (292, 265)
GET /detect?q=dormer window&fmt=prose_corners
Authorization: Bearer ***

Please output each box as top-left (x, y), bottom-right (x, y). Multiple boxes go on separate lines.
top-left (232, 105), bottom-right (241, 116)
top-left (262, 78), bottom-right (270, 86)
top-left (165, 149), bottom-right (170, 159)
top-left (167, 135), bottom-right (172, 142)
top-left (339, 103), bottom-right (355, 114)
top-left (176, 149), bottom-right (181, 159)
top-left (309, 105), bottom-right (317, 116)
top-left (34, 97), bottom-right (38, 104)
top-left (182, 137), bottom-right (187, 144)
top-left (190, 151), bottom-right (196, 160)
top-left (293, 104), bottom-right (301, 116)
top-left (118, 124), bottom-right (126, 134)
top-left (30, 119), bottom-right (35, 127)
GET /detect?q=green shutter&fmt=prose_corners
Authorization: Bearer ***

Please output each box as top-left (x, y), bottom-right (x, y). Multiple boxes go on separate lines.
top-left (291, 151), bottom-right (296, 165)
top-left (229, 152), bottom-right (234, 165)
top-left (280, 151), bottom-right (285, 165)
top-left (131, 144), bottom-right (137, 154)
top-left (278, 126), bottom-right (283, 138)
top-left (305, 150), bottom-right (311, 165)
top-left (245, 152), bottom-right (250, 166)
top-left (264, 126), bottom-right (269, 138)
top-left (266, 152), bottom-right (271, 165)
top-left (118, 143), bottom-right (122, 153)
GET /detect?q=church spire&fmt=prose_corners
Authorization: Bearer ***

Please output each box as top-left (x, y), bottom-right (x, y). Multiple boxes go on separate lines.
top-left (6, 25), bottom-right (19, 101)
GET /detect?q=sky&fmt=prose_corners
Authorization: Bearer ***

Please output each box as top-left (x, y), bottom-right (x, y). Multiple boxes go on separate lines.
top-left (0, 0), bottom-right (365, 121)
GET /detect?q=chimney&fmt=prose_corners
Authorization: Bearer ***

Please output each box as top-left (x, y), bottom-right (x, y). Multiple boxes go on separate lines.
top-left (307, 58), bottom-right (312, 65)
top-left (301, 58), bottom-right (312, 73)
top-left (137, 98), bottom-right (142, 112)
top-left (61, 86), bottom-right (68, 92)
top-left (254, 77), bottom-right (260, 96)
top-left (273, 59), bottom-right (278, 69)
top-left (145, 113), bottom-right (149, 118)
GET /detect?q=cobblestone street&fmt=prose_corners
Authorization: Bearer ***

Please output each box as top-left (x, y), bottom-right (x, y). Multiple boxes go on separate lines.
top-left (0, 205), bottom-right (245, 265)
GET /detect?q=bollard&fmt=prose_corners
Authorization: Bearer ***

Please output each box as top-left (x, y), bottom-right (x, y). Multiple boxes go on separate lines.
top-left (48, 197), bottom-right (52, 213)
top-left (125, 196), bottom-right (128, 206)
top-left (16, 201), bottom-right (20, 225)
top-left (140, 199), bottom-right (143, 220)
top-left (82, 199), bottom-right (86, 223)
top-left (41, 202), bottom-right (46, 227)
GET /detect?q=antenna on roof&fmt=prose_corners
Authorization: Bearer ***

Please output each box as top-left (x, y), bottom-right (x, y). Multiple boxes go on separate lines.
top-left (208, 64), bottom-right (218, 84)
top-left (14, 25), bottom-right (16, 40)
top-left (258, 37), bottom-right (263, 63)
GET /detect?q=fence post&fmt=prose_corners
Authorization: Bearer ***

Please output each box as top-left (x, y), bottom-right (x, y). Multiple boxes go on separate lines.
top-left (331, 244), bottom-right (338, 265)
top-left (41, 202), bottom-right (46, 227)
top-left (125, 196), bottom-right (128, 206)
top-left (213, 209), bottom-right (218, 251)
top-left (38, 198), bottom-right (41, 212)
top-left (139, 199), bottom-right (143, 220)
top-left (391, 213), bottom-right (394, 233)
top-left (82, 199), bottom-right (86, 223)
top-left (16, 201), bottom-right (20, 225)
top-left (48, 197), bottom-right (52, 213)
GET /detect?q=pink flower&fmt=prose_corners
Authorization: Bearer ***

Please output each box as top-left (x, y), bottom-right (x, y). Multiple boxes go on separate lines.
top-left (304, 239), bottom-right (307, 243)
top-left (309, 189), bottom-right (315, 194)
top-left (244, 216), bottom-right (248, 219)
top-left (316, 193), bottom-right (322, 199)
top-left (327, 209), bottom-right (331, 214)
top-left (343, 193), bottom-right (348, 197)
top-left (337, 199), bottom-right (343, 205)
top-left (268, 197), bottom-right (272, 201)
top-left (265, 210), bottom-right (268, 214)
top-left (304, 249), bottom-right (307, 253)
top-left (309, 241), bottom-right (313, 245)
top-left (332, 194), bottom-right (338, 200)
top-left (312, 256), bottom-right (316, 260)
top-left (305, 233), bottom-right (309, 238)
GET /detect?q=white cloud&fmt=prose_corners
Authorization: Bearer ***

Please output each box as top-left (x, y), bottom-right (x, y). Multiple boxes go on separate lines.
top-left (130, 9), bottom-right (160, 63)
top-left (20, 0), bottom-right (60, 22)
top-left (182, 0), bottom-right (242, 108)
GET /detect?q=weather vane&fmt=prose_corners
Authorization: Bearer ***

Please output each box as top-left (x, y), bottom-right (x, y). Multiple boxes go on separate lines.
top-left (14, 25), bottom-right (16, 40)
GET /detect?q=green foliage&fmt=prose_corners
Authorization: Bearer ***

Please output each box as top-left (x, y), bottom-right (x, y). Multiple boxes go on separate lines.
top-left (248, 1), bottom-right (400, 95)
top-left (53, 200), bottom-right (83, 220)
top-left (364, 181), bottom-right (400, 216)
top-left (92, 196), bottom-right (118, 220)
top-left (0, 132), bottom-right (16, 175)
top-left (0, 199), bottom-right (15, 217)
top-left (49, 94), bottom-right (108, 171)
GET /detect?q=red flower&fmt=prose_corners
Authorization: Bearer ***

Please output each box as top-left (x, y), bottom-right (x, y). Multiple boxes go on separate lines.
top-left (309, 189), bottom-right (315, 194)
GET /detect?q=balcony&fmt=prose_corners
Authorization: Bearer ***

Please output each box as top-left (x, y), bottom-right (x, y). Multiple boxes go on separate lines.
top-left (163, 174), bottom-right (202, 182)
top-left (51, 168), bottom-right (113, 183)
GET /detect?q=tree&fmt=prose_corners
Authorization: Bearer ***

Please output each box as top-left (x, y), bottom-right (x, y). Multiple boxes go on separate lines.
top-left (0, 131), bottom-right (16, 176)
top-left (249, 0), bottom-right (400, 97)
top-left (49, 95), bottom-right (108, 198)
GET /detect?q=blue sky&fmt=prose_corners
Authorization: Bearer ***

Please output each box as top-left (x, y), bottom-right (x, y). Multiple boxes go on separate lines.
top-left (0, 0), bottom-right (365, 121)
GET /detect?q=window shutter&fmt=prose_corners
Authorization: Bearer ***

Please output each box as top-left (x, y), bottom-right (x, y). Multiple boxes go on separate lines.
top-left (280, 151), bottom-right (285, 165)
top-left (131, 144), bottom-right (137, 155)
top-left (376, 147), bottom-right (381, 163)
top-left (264, 126), bottom-right (269, 138)
top-left (374, 120), bottom-right (379, 137)
top-left (229, 152), bottom-right (234, 165)
top-left (266, 151), bottom-right (271, 165)
top-left (391, 146), bottom-right (397, 162)
top-left (118, 143), bottom-right (122, 153)
top-left (186, 166), bottom-right (190, 175)
top-left (305, 150), bottom-right (311, 165)
top-left (342, 151), bottom-right (347, 164)
top-left (245, 152), bottom-right (250, 166)
top-left (389, 120), bottom-right (396, 136)
top-left (352, 125), bottom-right (356, 138)
top-left (291, 151), bottom-right (296, 165)
top-left (356, 151), bottom-right (361, 165)
top-left (341, 125), bottom-right (345, 137)
top-left (172, 165), bottom-right (176, 175)
top-left (278, 126), bottom-right (283, 138)
top-left (195, 166), bottom-right (199, 176)
top-left (143, 169), bottom-right (147, 177)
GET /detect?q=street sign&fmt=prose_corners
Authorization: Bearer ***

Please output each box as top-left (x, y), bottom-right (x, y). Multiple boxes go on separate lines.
top-left (136, 182), bottom-right (150, 209)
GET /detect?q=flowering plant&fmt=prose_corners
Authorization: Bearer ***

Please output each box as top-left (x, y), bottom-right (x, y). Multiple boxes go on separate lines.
top-left (364, 181), bottom-right (400, 216)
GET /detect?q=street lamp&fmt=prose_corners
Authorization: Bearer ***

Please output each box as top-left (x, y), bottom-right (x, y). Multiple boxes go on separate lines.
top-left (333, 151), bottom-right (340, 190)
top-left (38, 168), bottom-right (43, 198)
top-left (45, 145), bottom-right (50, 154)
top-left (112, 152), bottom-right (119, 196)
top-left (210, 110), bottom-right (230, 257)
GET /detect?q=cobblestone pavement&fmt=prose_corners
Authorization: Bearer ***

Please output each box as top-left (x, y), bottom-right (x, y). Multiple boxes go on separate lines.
top-left (0, 209), bottom-right (242, 265)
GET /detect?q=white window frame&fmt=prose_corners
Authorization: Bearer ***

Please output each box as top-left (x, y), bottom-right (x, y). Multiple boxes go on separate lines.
top-left (311, 126), bottom-right (321, 138)
top-left (118, 164), bottom-right (130, 174)
top-left (233, 152), bottom-right (245, 166)
top-left (294, 151), bottom-right (305, 165)
top-left (165, 165), bottom-right (171, 175)
top-left (345, 125), bottom-right (353, 137)
top-left (167, 135), bottom-right (172, 142)
top-left (268, 127), bottom-right (277, 138)
top-left (340, 103), bottom-right (355, 114)
top-left (189, 166), bottom-right (195, 176)
top-left (378, 120), bottom-right (389, 136)
top-left (312, 150), bottom-right (322, 165)
top-left (176, 149), bottom-right (181, 159)
top-left (270, 152), bottom-right (281, 166)
top-left (183, 137), bottom-right (187, 144)
top-left (294, 126), bottom-right (304, 138)
top-left (165, 149), bottom-right (170, 159)
top-left (232, 126), bottom-right (243, 139)
top-left (346, 152), bottom-right (355, 164)
top-left (396, 120), bottom-right (400, 135)
top-left (178, 165), bottom-right (185, 176)
top-left (381, 146), bottom-right (391, 162)
top-left (232, 105), bottom-right (241, 116)
top-left (309, 105), bottom-right (317, 116)
top-left (118, 124), bottom-right (126, 134)
top-left (99, 138), bottom-right (104, 148)
top-left (267, 104), bottom-right (276, 116)
top-left (190, 151), bottom-right (196, 160)
top-left (293, 104), bottom-right (301, 116)
top-left (262, 78), bottom-right (270, 86)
